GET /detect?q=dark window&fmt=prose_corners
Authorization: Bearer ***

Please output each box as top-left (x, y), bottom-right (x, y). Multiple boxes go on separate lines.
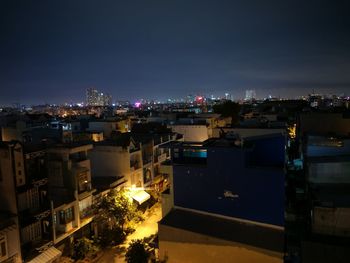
top-left (59, 211), bottom-right (65, 224)
top-left (66, 207), bottom-right (74, 222)
top-left (59, 207), bottom-right (75, 224)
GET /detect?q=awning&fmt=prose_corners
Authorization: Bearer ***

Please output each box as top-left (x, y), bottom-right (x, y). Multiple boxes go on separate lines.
top-left (131, 190), bottom-right (151, 205)
top-left (28, 247), bottom-right (62, 263)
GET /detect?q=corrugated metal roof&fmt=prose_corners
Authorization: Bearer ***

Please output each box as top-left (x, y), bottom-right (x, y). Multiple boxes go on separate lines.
top-left (27, 247), bottom-right (62, 263)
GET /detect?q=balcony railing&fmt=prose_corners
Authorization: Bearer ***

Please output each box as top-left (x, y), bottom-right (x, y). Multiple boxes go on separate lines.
top-left (143, 156), bottom-right (152, 165)
top-left (80, 208), bottom-right (94, 219)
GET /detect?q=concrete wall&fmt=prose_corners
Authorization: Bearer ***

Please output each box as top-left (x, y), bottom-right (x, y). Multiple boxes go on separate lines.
top-left (90, 145), bottom-right (130, 178)
top-left (158, 224), bottom-right (283, 263)
top-left (308, 162), bottom-right (350, 184)
top-left (1, 218), bottom-right (22, 263)
top-left (0, 147), bottom-right (18, 214)
top-left (88, 122), bottom-right (115, 138)
top-left (173, 164), bottom-right (285, 226)
top-left (1, 127), bottom-right (21, 141)
top-left (172, 136), bottom-right (285, 226)
top-left (160, 163), bottom-right (174, 217)
top-left (300, 113), bottom-right (350, 136)
top-left (312, 207), bottom-right (350, 237)
top-left (169, 125), bottom-right (209, 142)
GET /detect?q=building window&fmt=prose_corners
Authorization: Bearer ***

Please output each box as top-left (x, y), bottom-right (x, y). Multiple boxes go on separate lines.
top-left (18, 188), bottom-right (40, 212)
top-left (78, 173), bottom-right (89, 192)
top-left (59, 207), bottom-right (75, 224)
top-left (66, 207), bottom-right (74, 222)
top-left (0, 235), bottom-right (7, 260)
top-left (59, 211), bottom-right (65, 224)
top-left (143, 168), bottom-right (152, 184)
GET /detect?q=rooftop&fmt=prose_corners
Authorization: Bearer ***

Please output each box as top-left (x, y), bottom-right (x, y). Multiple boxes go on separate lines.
top-left (92, 176), bottom-right (126, 192)
top-left (160, 208), bottom-right (284, 253)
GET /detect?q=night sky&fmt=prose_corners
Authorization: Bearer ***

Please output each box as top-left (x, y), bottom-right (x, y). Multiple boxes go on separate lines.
top-left (1, 0), bottom-right (349, 105)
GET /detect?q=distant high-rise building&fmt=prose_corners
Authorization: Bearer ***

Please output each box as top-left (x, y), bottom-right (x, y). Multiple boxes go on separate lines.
top-left (103, 93), bottom-right (112, 106)
top-left (245, 90), bottom-right (256, 100)
top-left (86, 87), bottom-right (99, 106)
top-left (86, 88), bottom-right (112, 106)
top-left (225, 92), bottom-right (232, 100)
top-left (186, 94), bottom-right (195, 103)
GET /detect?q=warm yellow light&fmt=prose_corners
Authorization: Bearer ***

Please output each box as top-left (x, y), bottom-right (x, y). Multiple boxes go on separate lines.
top-left (288, 124), bottom-right (296, 139)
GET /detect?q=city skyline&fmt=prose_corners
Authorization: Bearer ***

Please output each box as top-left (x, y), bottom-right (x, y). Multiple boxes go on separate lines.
top-left (1, 87), bottom-right (350, 108)
top-left (1, 1), bottom-right (350, 105)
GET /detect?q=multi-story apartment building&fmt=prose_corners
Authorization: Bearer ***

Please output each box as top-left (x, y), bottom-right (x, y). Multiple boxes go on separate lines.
top-left (90, 131), bottom-right (180, 204)
top-left (0, 212), bottom-right (22, 263)
top-left (0, 141), bottom-right (61, 262)
top-left (0, 114), bottom-right (72, 144)
top-left (47, 142), bottom-right (95, 252)
top-left (158, 134), bottom-right (286, 262)
top-left (87, 118), bottom-right (130, 139)
top-left (86, 88), bottom-right (112, 106)
top-left (300, 135), bottom-right (350, 261)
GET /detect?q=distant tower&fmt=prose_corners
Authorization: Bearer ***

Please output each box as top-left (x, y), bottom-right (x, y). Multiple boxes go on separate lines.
top-left (104, 93), bottom-right (112, 106)
top-left (245, 90), bottom-right (256, 100)
top-left (86, 87), bottom-right (99, 106)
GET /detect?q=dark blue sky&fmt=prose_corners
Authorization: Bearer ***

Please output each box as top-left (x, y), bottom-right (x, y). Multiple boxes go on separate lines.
top-left (1, 0), bottom-right (349, 105)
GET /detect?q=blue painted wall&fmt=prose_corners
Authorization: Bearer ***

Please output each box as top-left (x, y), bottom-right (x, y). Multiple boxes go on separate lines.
top-left (173, 135), bottom-right (285, 226)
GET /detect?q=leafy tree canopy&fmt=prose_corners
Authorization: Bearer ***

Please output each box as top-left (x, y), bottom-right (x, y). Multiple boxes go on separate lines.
top-left (125, 239), bottom-right (150, 263)
top-left (213, 101), bottom-right (241, 125)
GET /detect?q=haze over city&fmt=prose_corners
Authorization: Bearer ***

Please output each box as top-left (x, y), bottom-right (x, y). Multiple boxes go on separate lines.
top-left (1, 0), bottom-right (350, 105)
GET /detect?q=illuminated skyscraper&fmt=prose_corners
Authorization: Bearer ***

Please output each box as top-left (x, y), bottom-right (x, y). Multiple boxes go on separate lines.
top-left (86, 87), bottom-right (99, 106)
top-left (86, 88), bottom-right (112, 106)
top-left (245, 90), bottom-right (256, 100)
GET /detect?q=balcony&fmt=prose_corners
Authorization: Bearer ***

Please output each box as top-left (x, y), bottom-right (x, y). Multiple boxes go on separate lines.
top-left (56, 220), bottom-right (74, 234)
top-left (71, 159), bottom-right (90, 167)
top-left (154, 153), bottom-right (167, 164)
top-left (79, 208), bottom-right (94, 220)
top-left (70, 151), bottom-right (88, 163)
top-left (143, 155), bottom-right (153, 165)
top-left (158, 153), bottom-right (167, 163)
top-left (78, 184), bottom-right (93, 201)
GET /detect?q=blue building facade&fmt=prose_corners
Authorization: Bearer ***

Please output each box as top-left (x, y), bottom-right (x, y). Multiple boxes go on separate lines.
top-left (170, 134), bottom-right (285, 227)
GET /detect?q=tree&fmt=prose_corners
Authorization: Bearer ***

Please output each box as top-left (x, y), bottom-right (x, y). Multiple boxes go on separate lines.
top-left (125, 239), bottom-right (150, 263)
top-left (97, 189), bottom-right (144, 231)
top-left (213, 101), bottom-right (241, 125)
top-left (73, 237), bottom-right (98, 260)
